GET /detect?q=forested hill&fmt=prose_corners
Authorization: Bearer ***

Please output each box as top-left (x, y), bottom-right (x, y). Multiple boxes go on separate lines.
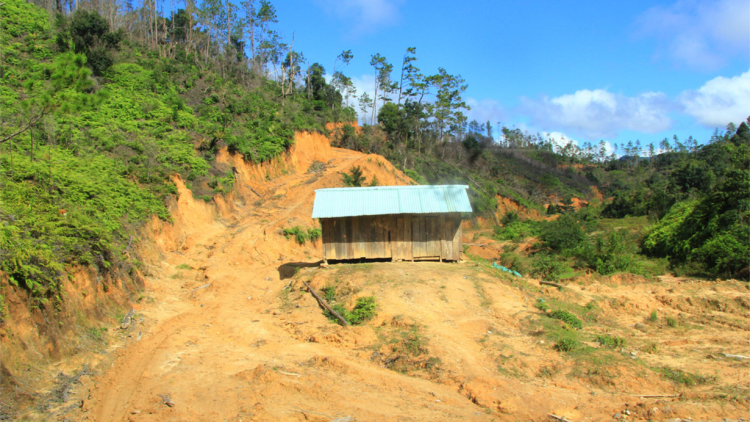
top-left (0, 0), bottom-right (355, 313)
top-left (0, 0), bottom-right (748, 321)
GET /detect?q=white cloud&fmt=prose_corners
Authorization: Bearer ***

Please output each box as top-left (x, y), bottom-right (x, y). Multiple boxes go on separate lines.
top-left (635, 0), bottom-right (749, 70)
top-left (679, 70), bottom-right (750, 127)
top-left (465, 98), bottom-right (505, 128)
top-left (314, 0), bottom-right (403, 36)
top-left (520, 89), bottom-right (672, 139)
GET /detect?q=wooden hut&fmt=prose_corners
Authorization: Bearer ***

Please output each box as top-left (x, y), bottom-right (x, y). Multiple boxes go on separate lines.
top-left (312, 185), bottom-right (472, 263)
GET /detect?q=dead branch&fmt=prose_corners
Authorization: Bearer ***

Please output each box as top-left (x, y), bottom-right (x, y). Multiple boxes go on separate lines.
top-left (722, 353), bottom-right (750, 360)
top-left (548, 414), bottom-right (574, 422)
top-left (631, 394), bottom-right (681, 398)
top-left (192, 283), bottom-right (211, 292)
top-left (277, 370), bottom-right (301, 377)
top-left (302, 280), bottom-right (350, 326)
top-left (540, 281), bottom-right (563, 288)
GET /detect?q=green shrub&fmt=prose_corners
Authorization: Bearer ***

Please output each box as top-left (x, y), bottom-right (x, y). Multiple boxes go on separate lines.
top-left (549, 310), bottom-right (583, 329)
top-left (307, 228), bottom-right (322, 242)
top-left (531, 252), bottom-right (567, 281)
top-left (341, 165), bottom-right (366, 187)
top-left (541, 214), bottom-right (586, 253)
top-left (595, 334), bottom-right (626, 348)
top-left (321, 285), bottom-right (336, 302)
top-left (325, 296), bottom-right (377, 325)
top-left (347, 296), bottom-right (377, 324)
top-left (575, 230), bottom-right (637, 275)
top-left (282, 226), bottom-right (309, 244)
top-left (649, 310), bottom-right (658, 322)
top-left (556, 336), bottom-right (579, 352)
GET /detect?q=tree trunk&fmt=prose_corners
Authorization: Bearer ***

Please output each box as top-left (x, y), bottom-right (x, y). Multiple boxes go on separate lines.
top-left (371, 82), bottom-right (378, 125)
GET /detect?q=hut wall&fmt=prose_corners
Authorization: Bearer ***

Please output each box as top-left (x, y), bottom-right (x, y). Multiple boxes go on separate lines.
top-left (322, 213), bottom-right (461, 261)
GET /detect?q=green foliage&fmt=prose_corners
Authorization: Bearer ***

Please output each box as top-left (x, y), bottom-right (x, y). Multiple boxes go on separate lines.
top-left (650, 310), bottom-right (658, 322)
top-left (660, 367), bottom-right (714, 386)
top-left (404, 169), bottom-right (426, 184)
top-left (549, 310), bottom-right (583, 329)
top-left (282, 226), bottom-right (308, 244)
top-left (0, 0), bottom-right (49, 38)
top-left (540, 214), bottom-right (587, 253)
top-left (531, 252), bottom-right (567, 281)
top-left (576, 230), bottom-right (637, 275)
top-left (341, 165), bottom-right (367, 187)
top-left (535, 298), bottom-right (549, 312)
top-left (347, 296), bottom-right (377, 324)
top-left (282, 226), bottom-right (321, 244)
top-left (307, 228), bottom-right (322, 242)
top-left (325, 296), bottom-right (377, 325)
top-left (595, 334), bottom-right (626, 349)
top-left (493, 216), bottom-right (541, 242)
top-left (321, 285), bottom-right (336, 302)
top-left (555, 336), bottom-right (579, 352)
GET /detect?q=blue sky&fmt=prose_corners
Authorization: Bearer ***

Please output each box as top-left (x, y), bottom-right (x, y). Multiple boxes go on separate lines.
top-left (268, 0), bottom-right (749, 150)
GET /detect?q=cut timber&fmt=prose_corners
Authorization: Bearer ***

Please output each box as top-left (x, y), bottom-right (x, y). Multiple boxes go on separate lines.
top-left (540, 281), bottom-right (563, 288)
top-left (303, 281), bottom-right (350, 326)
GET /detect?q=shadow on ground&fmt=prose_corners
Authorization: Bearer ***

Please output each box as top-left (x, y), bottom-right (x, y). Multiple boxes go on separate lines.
top-left (278, 261), bottom-right (323, 279)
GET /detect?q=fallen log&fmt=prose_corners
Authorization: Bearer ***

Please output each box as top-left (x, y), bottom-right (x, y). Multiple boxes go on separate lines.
top-left (302, 281), bottom-right (350, 326)
top-left (540, 281), bottom-right (564, 288)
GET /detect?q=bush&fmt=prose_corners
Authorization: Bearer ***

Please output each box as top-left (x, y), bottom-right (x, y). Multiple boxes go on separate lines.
top-left (531, 252), bottom-right (567, 281)
top-left (549, 310), bottom-right (583, 329)
top-left (325, 296), bottom-right (377, 325)
top-left (576, 230), bottom-right (637, 275)
top-left (595, 334), bottom-right (626, 348)
top-left (307, 228), bottom-right (322, 242)
top-left (282, 226), bottom-right (308, 244)
top-left (541, 214), bottom-right (586, 253)
top-left (341, 165), bottom-right (367, 187)
top-left (494, 218), bottom-right (541, 242)
top-left (556, 336), bottom-right (579, 352)
top-left (347, 296), bottom-right (377, 324)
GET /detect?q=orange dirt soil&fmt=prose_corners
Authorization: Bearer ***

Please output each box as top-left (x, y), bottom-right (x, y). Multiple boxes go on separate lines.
top-left (8, 131), bottom-right (749, 421)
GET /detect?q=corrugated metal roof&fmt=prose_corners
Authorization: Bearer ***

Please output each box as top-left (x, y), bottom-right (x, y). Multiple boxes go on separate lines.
top-left (312, 185), bottom-right (472, 218)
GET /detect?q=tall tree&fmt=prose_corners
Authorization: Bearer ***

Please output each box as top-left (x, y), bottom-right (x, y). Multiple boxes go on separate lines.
top-left (398, 47), bottom-right (417, 105)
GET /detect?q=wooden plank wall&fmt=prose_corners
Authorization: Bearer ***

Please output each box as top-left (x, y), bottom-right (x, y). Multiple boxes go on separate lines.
top-left (322, 213), bottom-right (462, 261)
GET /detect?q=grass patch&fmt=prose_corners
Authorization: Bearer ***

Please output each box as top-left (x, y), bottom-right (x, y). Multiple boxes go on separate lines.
top-left (549, 310), bottom-right (583, 329)
top-left (595, 334), bottom-right (627, 349)
top-left (282, 226), bottom-right (322, 245)
top-left (660, 367), bottom-right (714, 387)
top-left (555, 336), bottom-right (579, 352)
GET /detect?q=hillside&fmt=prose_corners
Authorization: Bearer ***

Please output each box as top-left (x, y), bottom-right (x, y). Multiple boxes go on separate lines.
top-left (1, 0), bottom-right (749, 420)
top-left (4, 132), bottom-right (748, 421)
